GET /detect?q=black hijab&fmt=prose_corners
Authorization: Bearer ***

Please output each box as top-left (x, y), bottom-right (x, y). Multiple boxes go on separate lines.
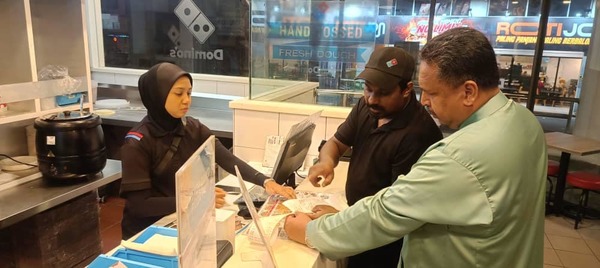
top-left (138, 63), bottom-right (192, 133)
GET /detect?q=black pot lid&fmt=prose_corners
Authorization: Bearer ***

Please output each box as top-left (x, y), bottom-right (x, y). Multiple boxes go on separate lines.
top-left (41, 110), bottom-right (92, 121)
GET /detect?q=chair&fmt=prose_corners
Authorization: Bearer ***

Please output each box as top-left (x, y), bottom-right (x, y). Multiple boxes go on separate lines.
top-left (566, 171), bottom-right (600, 229)
top-left (547, 160), bottom-right (560, 205)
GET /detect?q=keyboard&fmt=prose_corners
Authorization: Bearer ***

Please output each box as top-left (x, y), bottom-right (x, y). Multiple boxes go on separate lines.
top-left (234, 185), bottom-right (269, 205)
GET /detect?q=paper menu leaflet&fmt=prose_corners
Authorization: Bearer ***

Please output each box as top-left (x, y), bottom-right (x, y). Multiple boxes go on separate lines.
top-left (245, 214), bottom-right (290, 245)
top-left (120, 234), bottom-right (178, 256)
top-left (263, 135), bottom-right (284, 168)
top-left (244, 191), bottom-right (348, 245)
top-left (284, 191), bottom-right (349, 213)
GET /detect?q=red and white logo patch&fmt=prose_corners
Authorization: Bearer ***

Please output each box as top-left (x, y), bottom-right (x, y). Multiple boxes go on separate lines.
top-left (386, 58), bottom-right (398, 67)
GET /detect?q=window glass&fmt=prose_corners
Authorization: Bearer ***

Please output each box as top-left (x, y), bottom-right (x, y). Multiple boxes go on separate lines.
top-left (100, 0), bottom-right (249, 76)
top-left (528, 0), bottom-right (542, 16)
top-left (508, 0), bottom-right (526, 16)
top-left (395, 0), bottom-right (415, 15)
top-left (569, 0), bottom-right (593, 17)
top-left (489, 0), bottom-right (509, 16)
top-left (250, 0), bottom-right (378, 103)
top-left (550, 0), bottom-right (569, 17)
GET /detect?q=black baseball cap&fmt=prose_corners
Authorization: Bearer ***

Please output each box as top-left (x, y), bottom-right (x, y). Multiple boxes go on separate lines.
top-left (356, 47), bottom-right (415, 90)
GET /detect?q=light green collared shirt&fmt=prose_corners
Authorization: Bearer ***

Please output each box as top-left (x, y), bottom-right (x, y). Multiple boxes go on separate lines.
top-left (307, 93), bottom-right (546, 268)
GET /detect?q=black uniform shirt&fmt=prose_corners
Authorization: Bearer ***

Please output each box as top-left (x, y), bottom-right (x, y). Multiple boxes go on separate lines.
top-left (335, 93), bottom-right (443, 205)
top-left (120, 116), bottom-right (267, 237)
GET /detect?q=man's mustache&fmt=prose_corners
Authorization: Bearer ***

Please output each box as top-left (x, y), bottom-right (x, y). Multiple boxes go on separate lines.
top-left (368, 105), bottom-right (383, 111)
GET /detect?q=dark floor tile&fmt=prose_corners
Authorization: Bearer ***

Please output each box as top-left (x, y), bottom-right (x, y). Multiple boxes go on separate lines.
top-left (99, 203), bottom-right (124, 232)
top-left (101, 223), bottom-right (123, 254)
top-left (104, 196), bottom-right (126, 207)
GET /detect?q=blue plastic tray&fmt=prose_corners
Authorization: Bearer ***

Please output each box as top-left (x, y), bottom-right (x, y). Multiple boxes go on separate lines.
top-left (113, 226), bottom-right (179, 268)
top-left (88, 254), bottom-right (163, 268)
top-left (133, 225), bottom-right (178, 244)
top-left (89, 226), bottom-right (179, 268)
top-left (55, 93), bottom-right (82, 106)
top-left (112, 248), bottom-right (178, 268)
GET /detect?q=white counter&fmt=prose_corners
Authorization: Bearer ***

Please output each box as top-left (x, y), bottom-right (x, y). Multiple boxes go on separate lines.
top-left (220, 162), bottom-right (348, 268)
top-left (102, 162), bottom-right (349, 268)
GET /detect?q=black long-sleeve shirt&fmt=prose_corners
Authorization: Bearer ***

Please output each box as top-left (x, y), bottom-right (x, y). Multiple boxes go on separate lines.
top-left (120, 116), bottom-right (267, 238)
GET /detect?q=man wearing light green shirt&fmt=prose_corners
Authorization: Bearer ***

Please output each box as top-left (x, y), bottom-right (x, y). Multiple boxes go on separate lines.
top-left (285, 27), bottom-right (546, 268)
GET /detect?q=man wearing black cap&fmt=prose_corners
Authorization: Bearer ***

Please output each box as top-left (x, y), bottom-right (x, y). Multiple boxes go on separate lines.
top-left (305, 47), bottom-right (442, 268)
top-left (286, 28), bottom-right (547, 268)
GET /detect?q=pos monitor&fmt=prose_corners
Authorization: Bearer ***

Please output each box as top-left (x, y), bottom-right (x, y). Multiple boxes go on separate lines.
top-left (270, 112), bottom-right (320, 187)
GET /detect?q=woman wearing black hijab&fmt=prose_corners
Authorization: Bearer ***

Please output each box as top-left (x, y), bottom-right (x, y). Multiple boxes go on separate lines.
top-left (120, 62), bottom-right (295, 239)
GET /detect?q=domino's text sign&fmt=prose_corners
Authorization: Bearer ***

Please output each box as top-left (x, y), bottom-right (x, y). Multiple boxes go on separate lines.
top-left (268, 23), bottom-right (377, 42)
top-left (273, 45), bottom-right (369, 63)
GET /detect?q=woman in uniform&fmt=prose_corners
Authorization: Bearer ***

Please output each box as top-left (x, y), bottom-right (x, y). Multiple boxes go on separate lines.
top-left (120, 62), bottom-right (295, 239)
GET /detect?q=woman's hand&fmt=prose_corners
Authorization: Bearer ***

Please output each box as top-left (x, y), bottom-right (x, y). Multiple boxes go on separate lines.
top-left (215, 187), bottom-right (226, 208)
top-left (264, 179), bottom-right (296, 199)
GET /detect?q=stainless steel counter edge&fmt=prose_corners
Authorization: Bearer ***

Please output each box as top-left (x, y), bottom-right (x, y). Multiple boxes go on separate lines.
top-left (0, 159), bottom-right (122, 229)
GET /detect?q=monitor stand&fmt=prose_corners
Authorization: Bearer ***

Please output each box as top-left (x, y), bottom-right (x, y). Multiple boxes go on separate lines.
top-left (285, 172), bottom-right (296, 189)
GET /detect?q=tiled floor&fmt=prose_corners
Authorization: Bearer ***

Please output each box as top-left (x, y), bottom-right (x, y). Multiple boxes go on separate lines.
top-left (99, 196), bottom-right (125, 253)
top-left (98, 197), bottom-right (600, 267)
top-left (544, 215), bottom-right (600, 267)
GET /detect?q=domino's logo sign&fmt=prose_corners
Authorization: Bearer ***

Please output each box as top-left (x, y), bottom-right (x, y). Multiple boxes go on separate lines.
top-left (169, 0), bottom-right (223, 61)
top-left (174, 0), bottom-right (215, 44)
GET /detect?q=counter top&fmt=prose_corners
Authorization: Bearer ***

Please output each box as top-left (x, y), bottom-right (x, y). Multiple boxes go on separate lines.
top-left (229, 98), bottom-right (351, 119)
top-left (0, 159), bottom-right (122, 229)
top-left (98, 107), bottom-right (233, 139)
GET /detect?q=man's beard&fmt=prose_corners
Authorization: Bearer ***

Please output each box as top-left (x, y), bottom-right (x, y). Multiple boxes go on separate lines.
top-left (368, 105), bottom-right (386, 119)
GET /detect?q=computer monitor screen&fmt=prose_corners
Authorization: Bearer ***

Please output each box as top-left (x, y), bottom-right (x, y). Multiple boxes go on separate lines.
top-left (270, 122), bottom-right (316, 187)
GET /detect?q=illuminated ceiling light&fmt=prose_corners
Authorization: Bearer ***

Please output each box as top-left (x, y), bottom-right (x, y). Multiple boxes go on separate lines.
top-left (345, 6), bottom-right (361, 18)
top-left (512, 0), bottom-right (519, 4)
top-left (562, 0), bottom-right (571, 4)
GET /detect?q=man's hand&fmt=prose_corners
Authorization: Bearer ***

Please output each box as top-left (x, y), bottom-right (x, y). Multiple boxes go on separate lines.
top-left (308, 205), bottom-right (338, 219)
top-left (284, 212), bottom-right (312, 245)
top-left (307, 162), bottom-right (335, 187)
top-left (264, 179), bottom-right (296, 199)
top-left (215, 187), bottom-right (226, 208)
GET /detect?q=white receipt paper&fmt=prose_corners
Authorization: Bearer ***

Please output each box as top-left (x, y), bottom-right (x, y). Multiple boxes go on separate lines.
top-left (120, 234), bottom-right (178, 257)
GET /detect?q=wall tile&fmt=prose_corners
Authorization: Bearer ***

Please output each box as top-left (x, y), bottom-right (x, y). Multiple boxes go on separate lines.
top-left (113, 73), bottom-right (138, 86)
top-left (193, 80), bottom-right (217, 94)
top-left (233, 146), bottom-right (265, 164)
top-left (217, 82), bottom-right (245, 96)
top-left (325, 117), bottom-right (345, 139)
top-left (233, 110), bottom-right (279, 149)
top-left (91, 72), bottom-right (115, 84)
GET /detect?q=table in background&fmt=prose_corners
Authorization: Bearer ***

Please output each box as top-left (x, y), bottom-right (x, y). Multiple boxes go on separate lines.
top-left (545, 132), bottom-right (600, 214)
